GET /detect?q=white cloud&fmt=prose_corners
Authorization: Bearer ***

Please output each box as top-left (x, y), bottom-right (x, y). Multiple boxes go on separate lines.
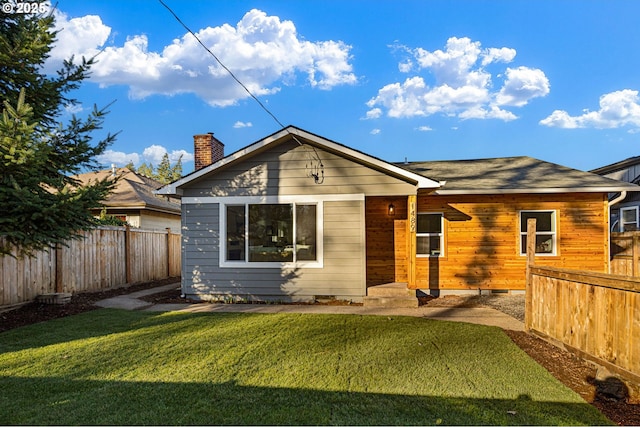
top-left (64, 103), bottom-right (84, 115)
top-left (96, 145), bottom-right (194, 167)
top-left (495, 66), bottom-right (550, 107)
top-left (370, 128), bottom-right (381, 135)
top-left (233, 121), bottom-right (253, 128)
top-left (367, 37), bottom-right (549, 121)
top-left (49, 9), bottom-right (356, 106)
top-left (482, 47), bottom-right (517, 66)
top-left (416, 126), bottom-right (433, 131)
top-left (459, 105), bottom-right (517, 121)
top-left (364, 108), bottom-right (382, 119)
top-left (142, 145), bottom-right (170, 165)
top-left (398, 60), bottom-right (413, 73)
top-left (540, 89), bottom-right (640, 129)
top-left (48, 10), bottom-right (111, 66)
top-left (96, 150), bottom-right (140, 166)
top-left (167, 149), bottom-right (193, 163)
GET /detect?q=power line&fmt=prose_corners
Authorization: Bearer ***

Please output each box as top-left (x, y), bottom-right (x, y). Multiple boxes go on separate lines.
top-left (158, 0), bottom-right (287, 130)
top-left (158, 0), bottom-right (324, 183)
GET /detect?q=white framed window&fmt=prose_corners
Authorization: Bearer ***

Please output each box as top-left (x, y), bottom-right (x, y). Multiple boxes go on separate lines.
top-left (520, 210), bottom-right (556, 256)
top-left (620, 206), bottom-right (639, 231)
top-left (220, 196), bottom-right (324, 268)
top-left (417, 213), bottom-right (444, 257)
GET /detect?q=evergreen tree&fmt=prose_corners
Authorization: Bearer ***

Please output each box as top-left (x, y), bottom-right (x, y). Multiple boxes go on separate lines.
top-left (137, 162), bottom-right (153, 178)
top-left (95, 207), bottom-right (128, 227)
top-left (155, 153), bottom-right (172, 184)
top-left (170, 155), bottom-right (183, 182)
top-left (125, 156), bottom-right (183, 183)
top-left (0, 9), bottom-right (117, 256)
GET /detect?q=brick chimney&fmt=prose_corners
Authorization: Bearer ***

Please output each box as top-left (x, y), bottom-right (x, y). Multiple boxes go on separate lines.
top-left (193, 132), bottom-right (224, 170)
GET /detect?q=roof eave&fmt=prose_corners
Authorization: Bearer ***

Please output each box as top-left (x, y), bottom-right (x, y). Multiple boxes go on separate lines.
top-left (590, 156), bottom-right (640, 175)
top-left (100, 203), bottom-right (180, 214)
top-left (433, 186), bottom-right (640, 195)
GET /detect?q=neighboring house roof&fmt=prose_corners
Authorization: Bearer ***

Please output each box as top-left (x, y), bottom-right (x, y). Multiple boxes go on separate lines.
top-left (590, 155), bottom-right (640, 188)
top-left (399, 156), bottom-right (640, 195)
top-left (156, 125), bottom-right (640, 197)
top-left (590, 156), bottom-right (640, 176)
top-left (73, 168), bottom-right (181, 214)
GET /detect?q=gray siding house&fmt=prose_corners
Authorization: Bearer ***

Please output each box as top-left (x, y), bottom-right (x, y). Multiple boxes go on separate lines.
top-left (158, 126), bottom-right (638, 304)
top-left (591, 157), bottom-right (640, 231)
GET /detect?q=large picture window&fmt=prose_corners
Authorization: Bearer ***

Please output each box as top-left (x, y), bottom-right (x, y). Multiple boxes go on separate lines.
top-left (224, 202), bottom-right (318, 265)
top-left (417, 213), bottom-right (444, 257)
top-left (520, 210), bottom-right (556, 255)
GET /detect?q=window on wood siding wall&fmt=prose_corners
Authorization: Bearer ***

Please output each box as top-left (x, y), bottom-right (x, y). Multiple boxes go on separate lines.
top-left (520, 210), bottom-right (556, 255)
top-left (416, 213), bottom-right (444, 257)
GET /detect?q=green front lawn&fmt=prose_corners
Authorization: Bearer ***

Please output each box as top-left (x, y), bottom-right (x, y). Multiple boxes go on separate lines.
top-left (0, 310), bottom-right (610, 425)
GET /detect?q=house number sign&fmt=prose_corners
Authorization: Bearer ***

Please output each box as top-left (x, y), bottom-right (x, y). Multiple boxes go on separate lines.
top-left (409, 201), bottom-right (416, 232)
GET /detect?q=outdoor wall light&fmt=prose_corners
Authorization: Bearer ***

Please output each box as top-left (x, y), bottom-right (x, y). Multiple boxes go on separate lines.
top-left (388, 203), bottom-right (395, 216)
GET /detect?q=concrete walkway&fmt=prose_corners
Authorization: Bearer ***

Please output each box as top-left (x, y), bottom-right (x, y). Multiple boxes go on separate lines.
top-left (96, 282), bottom-right (524, 331)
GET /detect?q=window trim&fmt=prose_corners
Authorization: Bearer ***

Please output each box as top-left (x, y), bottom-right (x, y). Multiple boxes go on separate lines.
top-left (219, 196), bottom-right (326, 269)
top-left (519, 210), bottom-right (557, 256)
top-left (620, 206), bottom-right (639, 232)
top-left (416, 212), bottom-right (445, 258)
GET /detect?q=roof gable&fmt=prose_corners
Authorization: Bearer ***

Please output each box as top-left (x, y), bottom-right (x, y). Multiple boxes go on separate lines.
top-left (157, 126), bottom-right (441, 196)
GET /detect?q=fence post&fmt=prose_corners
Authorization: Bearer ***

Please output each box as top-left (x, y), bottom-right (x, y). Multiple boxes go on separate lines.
top-left (633, 235), bottom-right (639, 277)
top-left (525, 218), bottom-right (536, 332)
top-left (125, 225), bottom-right (132, 284)
top-left (166, 228), bottom-right (172, 277)
top-left (55, 244), bottom-right (63, 293)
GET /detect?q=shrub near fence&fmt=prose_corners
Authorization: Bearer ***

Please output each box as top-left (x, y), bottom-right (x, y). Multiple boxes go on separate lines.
top-left (0, 226), bottom-right (181, 308)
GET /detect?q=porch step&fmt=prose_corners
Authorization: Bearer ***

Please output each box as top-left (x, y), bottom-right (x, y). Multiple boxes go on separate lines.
top-left (363, 282), bottom-right (418, 308)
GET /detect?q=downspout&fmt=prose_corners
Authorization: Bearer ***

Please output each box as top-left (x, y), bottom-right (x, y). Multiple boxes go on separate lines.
top-left (609, 191), bottom-right (627, 232)
top-left (607, 191), bottom-right (627, 273)
top-left (610, 191), bottom-right (627, 207)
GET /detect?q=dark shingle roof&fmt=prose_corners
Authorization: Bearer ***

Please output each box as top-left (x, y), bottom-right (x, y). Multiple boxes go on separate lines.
top-left (590, 156), bottom-right (640, 175)
top-left (397, 156), bottom-right (640, 194)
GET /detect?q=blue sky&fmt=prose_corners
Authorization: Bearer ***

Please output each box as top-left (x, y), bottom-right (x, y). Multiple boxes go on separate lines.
top-left (47, 0), bottom-right (640, 174)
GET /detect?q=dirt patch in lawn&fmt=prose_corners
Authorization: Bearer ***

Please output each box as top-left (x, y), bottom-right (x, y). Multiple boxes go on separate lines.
top-left (1, 281), bottom-right (638, 425)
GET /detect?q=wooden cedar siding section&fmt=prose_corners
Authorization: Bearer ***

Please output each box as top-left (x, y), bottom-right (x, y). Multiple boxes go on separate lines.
top-left (414, 192), bottom-right (609, 290)
top-left (181, 200), bottom-right (365, 301)
top-left (365, 196), bottom-right (409, 287)
top-left (181, 139), bottom-right (416, 198)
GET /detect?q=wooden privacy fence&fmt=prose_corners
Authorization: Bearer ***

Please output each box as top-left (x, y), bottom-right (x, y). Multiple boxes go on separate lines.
top-left (611, 231), bottom-right (640, 276)
top-left (525, 219), bottom-right (640, 393)
top-left (526, 266), bottom-right (640, 386)
top-left (1, 226), bottom-right (181, 308)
